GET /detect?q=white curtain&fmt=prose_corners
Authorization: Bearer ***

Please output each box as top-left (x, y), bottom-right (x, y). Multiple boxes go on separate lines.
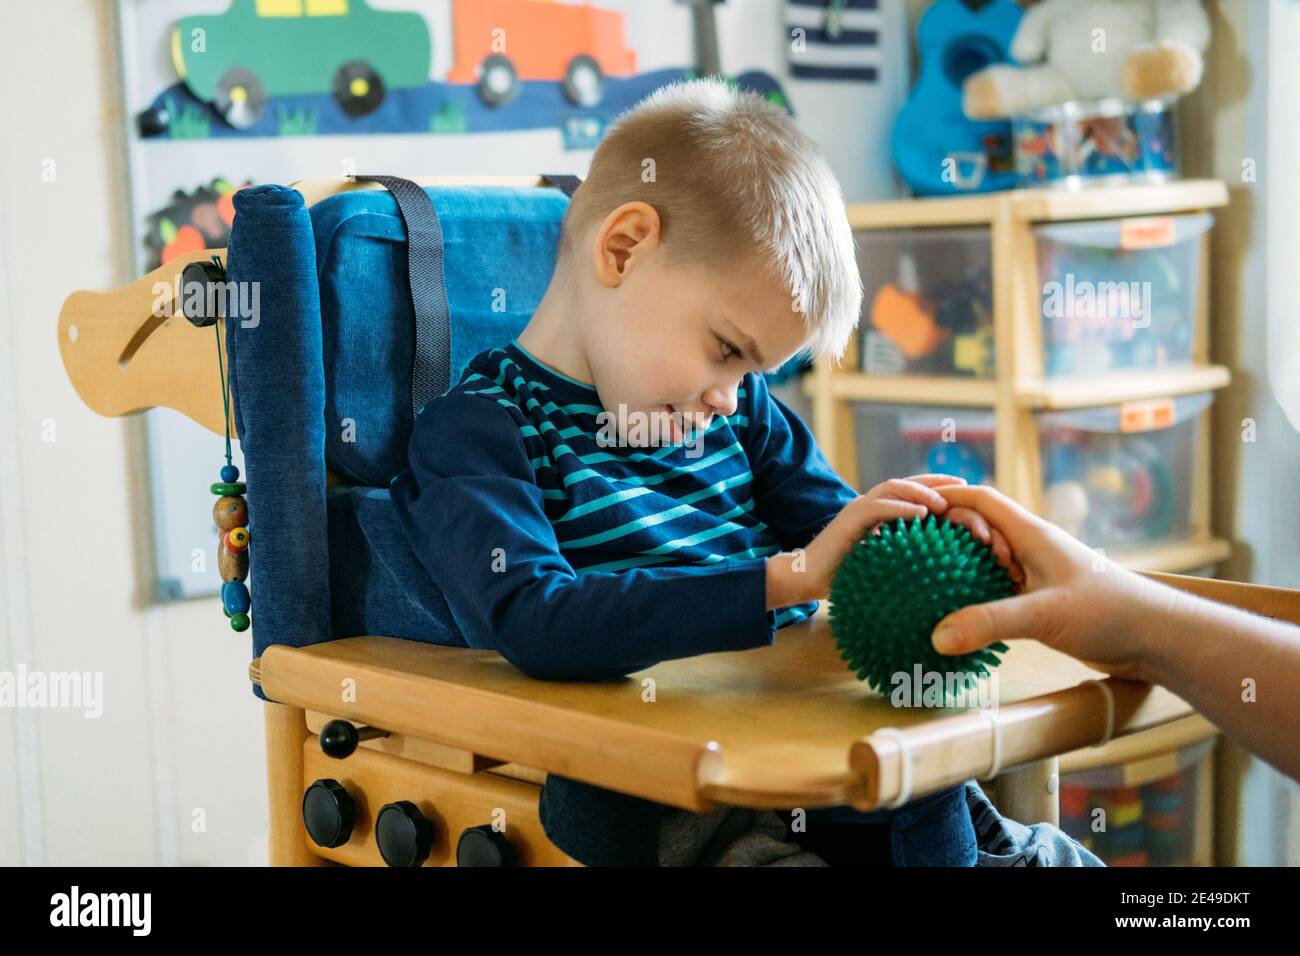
top-left (1266, 0), bottom-right (1300, 433)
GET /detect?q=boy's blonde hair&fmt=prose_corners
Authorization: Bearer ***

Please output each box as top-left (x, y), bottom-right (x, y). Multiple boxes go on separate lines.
top-left (558, 77), bottom-right (862, 364)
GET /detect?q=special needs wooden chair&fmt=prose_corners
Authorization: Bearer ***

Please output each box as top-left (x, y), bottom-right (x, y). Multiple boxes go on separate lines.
top-left (58, 175), bottom-right (1300, 867)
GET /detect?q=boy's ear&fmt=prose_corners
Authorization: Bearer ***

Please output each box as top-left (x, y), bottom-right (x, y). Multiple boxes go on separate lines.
top-left (593, 202), bottom-right (660, 287)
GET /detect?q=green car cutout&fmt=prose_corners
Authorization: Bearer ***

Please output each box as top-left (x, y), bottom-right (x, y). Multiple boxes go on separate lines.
top-left (172, 0), bottom-right (431, 129)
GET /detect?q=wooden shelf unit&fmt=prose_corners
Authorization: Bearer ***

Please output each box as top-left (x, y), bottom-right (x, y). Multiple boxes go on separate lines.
top-left (811, 180), bottom-right (1231, 575)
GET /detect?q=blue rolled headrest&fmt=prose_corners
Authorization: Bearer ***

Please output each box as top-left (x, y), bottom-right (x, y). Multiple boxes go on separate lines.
top-left (225, 184), bottom-right (331, 700)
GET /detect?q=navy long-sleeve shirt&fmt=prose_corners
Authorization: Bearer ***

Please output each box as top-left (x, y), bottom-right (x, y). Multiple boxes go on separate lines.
top-left (389, 339), bottom-right (859, 681)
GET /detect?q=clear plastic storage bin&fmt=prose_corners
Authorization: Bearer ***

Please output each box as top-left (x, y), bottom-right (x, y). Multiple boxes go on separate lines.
top-left (850, 404), bottom-right (996, 491)
top-left (854, 227), bottom-right (995, 379)
top-left (1038, 392), bottom-right (1212, 552)
top-left (851, 392), bottom-right (1210, 553)
top-left (1058, 737), bottom-right (1215, 866)
top-left (1034, 212), bottom-right (1213, 378)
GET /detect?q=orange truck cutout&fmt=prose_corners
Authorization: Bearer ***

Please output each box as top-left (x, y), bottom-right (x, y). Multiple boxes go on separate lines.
top-left (447, 0), bottom-right (637, 107)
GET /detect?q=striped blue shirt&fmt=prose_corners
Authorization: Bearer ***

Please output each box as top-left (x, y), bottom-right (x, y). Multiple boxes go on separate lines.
top-left (390, 339), bottom-right (858, 680)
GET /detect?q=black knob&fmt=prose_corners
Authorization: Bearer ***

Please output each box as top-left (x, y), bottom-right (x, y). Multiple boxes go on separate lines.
top-left (319, 719), bottom-right (388, 759)
top-left (302, 779), bottom-right (355, 849)
top-left (457, 824), bottom-right (517, 867)
top-left (376, 801), bottom-right (435, 867)
top-left (179, 260), bottom-right (229, 327)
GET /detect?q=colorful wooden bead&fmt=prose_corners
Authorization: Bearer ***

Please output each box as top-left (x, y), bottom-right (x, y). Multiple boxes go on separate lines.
top-left (213, 495), bottom-right (248, 531)
top-left (212, 342), bottom-right (250, 633)
top-left (226, 527), bottom-right (250, 552)
top-left (222, 580), bottom-right (251, 615)
top-left (218, 534), bottom-right (250, 582)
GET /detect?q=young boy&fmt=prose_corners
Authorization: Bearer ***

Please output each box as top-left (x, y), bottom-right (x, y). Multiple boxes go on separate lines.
top-left (390, 78), bottom-right (1088, 866)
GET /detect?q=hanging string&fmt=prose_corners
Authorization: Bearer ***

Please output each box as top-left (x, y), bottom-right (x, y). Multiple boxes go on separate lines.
top-left (213, 322), bottom-right (232, 466)
top-left (202, 252), bottom-right (251, 634)
top-left (211, 256), bottom-right (233, 468)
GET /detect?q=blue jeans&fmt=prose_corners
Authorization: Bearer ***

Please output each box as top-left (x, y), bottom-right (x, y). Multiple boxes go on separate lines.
top-left (538, 775), bottom-right (978, 867)
top-left (781, 783), bottom-right (979, 866)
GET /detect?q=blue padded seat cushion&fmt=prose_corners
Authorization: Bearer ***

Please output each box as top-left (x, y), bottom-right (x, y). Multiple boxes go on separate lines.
top-left (325, 486), bottom-right (469, 647)
top-left (311, 185), bottom-right (570, 487)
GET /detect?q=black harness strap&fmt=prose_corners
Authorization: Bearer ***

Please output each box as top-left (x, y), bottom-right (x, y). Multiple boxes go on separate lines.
top-left (353, 175), bottom-right (450, 416)
top-left (542, 174), bottom-right (583, 197)
top-left (354, 174), bottom-right (583, 415)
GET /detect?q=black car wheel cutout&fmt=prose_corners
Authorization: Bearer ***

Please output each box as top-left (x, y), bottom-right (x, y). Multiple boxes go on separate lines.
top-left (563, 54), bottom-right (604, 108)
top-left (477, 54), bottom-right (519, 107)
top-left (214, 67), bottom-right (267, 129)
top-left (333, 60), bottom-right (386, 118)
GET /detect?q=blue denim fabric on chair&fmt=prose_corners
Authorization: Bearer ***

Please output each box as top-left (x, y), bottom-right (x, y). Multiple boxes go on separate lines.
top-left (309, 185), bottom-right (571, 487)
top-left (223, 182), bottom-right (569, 701)
top-left (226, 185), bottom-right (332, 700)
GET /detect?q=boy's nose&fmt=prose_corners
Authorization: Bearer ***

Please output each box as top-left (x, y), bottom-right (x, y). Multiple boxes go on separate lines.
top-left (702, 381), bottom-right (740, 418)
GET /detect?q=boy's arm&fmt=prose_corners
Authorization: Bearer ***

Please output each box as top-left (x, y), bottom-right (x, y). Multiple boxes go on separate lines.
top-left (390, 393), bottom-right (777, 681)
top-left (740, 370), bottom-right (860, 552)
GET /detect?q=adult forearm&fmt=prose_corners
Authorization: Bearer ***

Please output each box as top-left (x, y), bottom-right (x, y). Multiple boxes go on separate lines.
top-left (1133, 580), bottom-right (1300, 782)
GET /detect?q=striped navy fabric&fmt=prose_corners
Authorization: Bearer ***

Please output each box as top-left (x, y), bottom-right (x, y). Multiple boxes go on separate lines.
top-left (391, 339), bottom-right (858, 680)
top-left (787, 0), bottom-right (881, 82)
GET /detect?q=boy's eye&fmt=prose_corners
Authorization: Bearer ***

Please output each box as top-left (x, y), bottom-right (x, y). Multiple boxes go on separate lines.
top-left (717, 337), bottom-right (739, 361)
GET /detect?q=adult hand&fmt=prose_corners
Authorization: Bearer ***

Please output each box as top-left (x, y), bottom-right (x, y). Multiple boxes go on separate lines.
top-left (857, 474), bottom-right (1022, 583)
top-left (930, 483), bottom-right (1154, 681)
top-left (779, 475), bottom-right (1021, 605)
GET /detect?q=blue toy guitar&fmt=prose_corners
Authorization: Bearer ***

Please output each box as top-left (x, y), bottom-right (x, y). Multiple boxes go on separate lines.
top-left (892, 0), bottom-right (1021, 196)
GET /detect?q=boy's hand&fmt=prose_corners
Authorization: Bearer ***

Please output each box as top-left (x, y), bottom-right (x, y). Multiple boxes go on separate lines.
top-left (861, 474), bottom-right (1019, 572)
top-left (773, 474), bottom-right (1022, 606)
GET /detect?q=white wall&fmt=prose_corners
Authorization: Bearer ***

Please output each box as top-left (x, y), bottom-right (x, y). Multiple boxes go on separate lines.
top-left (0, 0), bottom-right (270, 866)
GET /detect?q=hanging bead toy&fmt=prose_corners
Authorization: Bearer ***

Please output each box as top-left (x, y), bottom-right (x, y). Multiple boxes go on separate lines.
top-left (181, 255), bottom-right (252, 633)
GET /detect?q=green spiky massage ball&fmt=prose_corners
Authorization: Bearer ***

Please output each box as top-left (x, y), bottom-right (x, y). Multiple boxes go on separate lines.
top-left (829, 515), bottom-right (1016, 694)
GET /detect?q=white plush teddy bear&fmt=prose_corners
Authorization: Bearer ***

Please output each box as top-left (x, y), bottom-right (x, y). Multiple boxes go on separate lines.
top-left (963, 0), bottom-right (1210, 119)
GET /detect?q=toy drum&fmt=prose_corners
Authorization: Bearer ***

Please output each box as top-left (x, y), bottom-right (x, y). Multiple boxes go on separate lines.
top-left (1012, 97), bottom-right (1178, 190)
